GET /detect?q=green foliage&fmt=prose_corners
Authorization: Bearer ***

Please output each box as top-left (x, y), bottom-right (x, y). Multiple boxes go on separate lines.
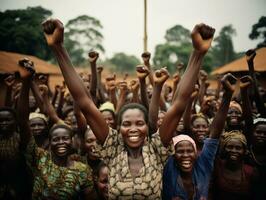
top-left (211, 25), bottom-right (237, 67)
top-left (249, 16), bottom-right (266, 48)
top-left (0, 6), bottom-right (53, 60)
top-left (153, 25), bottom-right (192, 74)
top-left (64, 15), bottom-right (104, 66)
top-left (108, 53), bottom-right (140, 73)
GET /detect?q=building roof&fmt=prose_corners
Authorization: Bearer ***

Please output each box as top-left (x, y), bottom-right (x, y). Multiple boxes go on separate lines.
top-left (0, 51), bottom-right (61, 75)
top-left (211, 47), bottom-right (266, 75)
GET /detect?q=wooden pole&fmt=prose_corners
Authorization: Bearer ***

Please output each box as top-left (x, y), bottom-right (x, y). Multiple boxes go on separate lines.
top-left (144, 0), bottom-right (148, 52)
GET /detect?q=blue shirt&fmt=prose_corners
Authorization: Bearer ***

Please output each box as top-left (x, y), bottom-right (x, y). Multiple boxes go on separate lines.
top-left (163, 138), bottom-right (219, 200)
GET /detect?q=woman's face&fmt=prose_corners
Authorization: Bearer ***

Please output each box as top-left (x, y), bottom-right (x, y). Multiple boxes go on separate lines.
top-left (175, 141), bottom-right (196, 172)
top-left (157, 111), bottom-right (166, 128)
top-left (0, 110), bottom-right (16, 135)
top-left (96, 166), bottom-right (108, 199)
top-left (253, 123), bottom-right (266, 146)
top-left (50, 128), bottom-right (72, 158)
top-left (120, 108), bottom-right (148, 149)
top-left (224, 139), bottom-right (245, 162)
top-left (30, 117), bottom-right (47, 136)
top-left (101, 110), bottom-right (115, 129)
top-left (192, 117), bottom-right (209, 143)
top-left (84, 129), bottom-right (99, 160)
top-left (227, 107), bottom-right (242, 126)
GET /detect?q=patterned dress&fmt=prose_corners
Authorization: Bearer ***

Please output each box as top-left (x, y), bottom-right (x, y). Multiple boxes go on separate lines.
top-left (96, 128), bottom-right (174, 199)
top-left (25, 137), bottom-right (93, 200)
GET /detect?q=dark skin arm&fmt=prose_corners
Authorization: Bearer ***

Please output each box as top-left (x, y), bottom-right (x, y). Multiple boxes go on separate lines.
top-left (105, 74), bottom-right (117, 108)
top-left (171, 72), bottom-right (181, 104)
top-left (240, 75), bottom-right (253, 143)
top-left (129, 79), bottom-right (140, 103)
top-left (96, 66), bottom-right (106, 105)
top-left (246, 49), bottom-right (266, 117)
top-left (209, 73), bottom-right (236, 139)
top-left (17, 58), bottom-right (35, 149)
top-left (149, 67), bottom-right (169, 135)
top-left (73, 101), bottom-right (87, 138)
top-left (30, 77), bottom-right (45, 113)
top-left (141, 52), bottom-right (154, 86)
top-left (42, 19), bottom-right (109, 144)
top-left (136, 64), bottom-right (150, 110)
top-left (88, 51), bottom-right (98, 102)
top-left (116, 80), bottom-right (128, 113)
top-left (197, 70), bottom-right (208, 106)
top-left (4, 74), bottom-right (16, 107)
top-left (159, 23), bottom-right (215, 147)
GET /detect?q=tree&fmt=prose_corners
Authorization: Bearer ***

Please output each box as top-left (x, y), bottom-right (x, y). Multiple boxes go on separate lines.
top-left (153, 25), bottom-right (193, 73)
top-left (211, 25), bottom-right (237, 67)
top-left (108, 53), bottom-right (140, 73)
top-left (249, 16), bottom-right (266, 48)
top-left (64, 15), bottom-right (104, 66)
top-left (0, 6), bottom-right (53, 60)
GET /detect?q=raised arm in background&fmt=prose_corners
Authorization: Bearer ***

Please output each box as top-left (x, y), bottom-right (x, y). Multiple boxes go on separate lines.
top-left (105, 74), bottom-right (117, 108)
top-left (96, 65), bottom-right (106, 105)
top-left (3, 74), bottom-right (16, 107)
top-left (246, 49), bottom-right (266, 117)
top-left (116, 80), bottom-right (128, 113)
top-left (129, 79), bottom-right (140, 103)
top-left (148, 67), bottom-right (169, 135)
top-left (88, 51), bottom-right (98, 103)
top-left (42, 19), bottom-right (109, 144)
top-left (17, 58), bottom-right (35, 149)
top-left (136, 64), bottom-right (150, 110)
top-left (209, 73), bottom-right (236, 139)
top-left (141, 52), bottom-right (154, 86)
top-left (159, 23), bottom-right (215, 147)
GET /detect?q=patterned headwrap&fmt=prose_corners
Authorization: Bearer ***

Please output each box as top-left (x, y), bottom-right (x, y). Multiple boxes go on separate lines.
top-left (172, 134), bottom-right (197, 153)
top-left (29, 112), bottom-right (48, 124)
top-left (229, 101), bottom-right (242, 114)
top-left (220, 130), bottom-right (247, 150)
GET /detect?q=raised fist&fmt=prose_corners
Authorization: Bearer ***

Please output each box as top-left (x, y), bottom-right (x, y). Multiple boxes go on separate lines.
top-left (221, 73), bottom-right (237, 93)
top-left (154, 67), bottom-right (169, 85)
top-left (240, 75), bottom-right (252, 89)
top-left (18, 58), bottom-right (35, 79)
top-left (42, 18), bottom-right (64, 46)
top-left (88, 51), bottom-right (99, 63)
top-left (105, 74), bottom-right (116, 91)
top-left (97, 66), bottom-right (103, 74)
top-left (245, 49), bottom-right (256, 63)
top-left (191, 23), bottom-right (215, 53)
top-left (141, 52), bottom-right (151, 64)
top-left (4, 74), bottom-right (15, 87)
top-left (136, 65), bottom-right (150, 79)
top-left (39, 84), bottom-right (49, 97)
top-left (129, 79), bottom-right (139, 91)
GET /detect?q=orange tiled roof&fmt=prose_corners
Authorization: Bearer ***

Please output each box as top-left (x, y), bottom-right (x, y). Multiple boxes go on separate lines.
top-left (211, 47), bottom-right (266, 75)
top-left (0, 51), bottom-right (61, 75)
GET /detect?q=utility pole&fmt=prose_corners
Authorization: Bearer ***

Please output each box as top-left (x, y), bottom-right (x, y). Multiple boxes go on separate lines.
top-left (144, 0), bottom-right (148, 52)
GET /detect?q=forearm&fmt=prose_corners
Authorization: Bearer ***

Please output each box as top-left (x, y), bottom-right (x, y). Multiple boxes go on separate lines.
top-left (30, 82), bottom-right (45, 113)
top-left (108, 89), bottom-right (117, 109)
top-left (17, 78), bottom-right (31, 148)
top-left (116, 91), bottom-right (127, 113)
top-left (241, 88), bottom-right (253, 141)
top-left (209, 91), bottom-right (232, 139)
top-left (149, 84), bottom-right (163, 133)
top-left (73, 102), bottom-right (87, 137)
top-left (89, 62), bottom-right (97, 98)
top-left (43, 94), bottom-right (61, 124)
top-left (139, 79), bottom-right (149, 110)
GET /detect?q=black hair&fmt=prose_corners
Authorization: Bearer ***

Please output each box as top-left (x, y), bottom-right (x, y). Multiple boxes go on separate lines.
top-left (49, 124), bottom-right (73, 140)
top-left (0, 107), bottom-right (17, 121)
top-left (116, 103), bottom-right (148, 127)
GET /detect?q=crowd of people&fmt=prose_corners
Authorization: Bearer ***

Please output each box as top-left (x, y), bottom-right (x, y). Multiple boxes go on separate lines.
top-left (0, 18), bottom-right (265, 200)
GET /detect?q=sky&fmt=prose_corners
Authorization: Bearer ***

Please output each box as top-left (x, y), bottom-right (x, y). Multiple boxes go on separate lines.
top-left (1, 0), bottom-right (266, 60)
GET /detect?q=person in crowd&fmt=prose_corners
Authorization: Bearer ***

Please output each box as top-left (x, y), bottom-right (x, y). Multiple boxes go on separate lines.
top-left (42, 18), bottom-right (215, 199)
top-left (163, 73), bottom-right (236, 200)
top-left (16, 58), bottom-right (94, 199)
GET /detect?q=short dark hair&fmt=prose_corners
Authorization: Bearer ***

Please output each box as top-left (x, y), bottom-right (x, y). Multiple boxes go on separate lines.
top-left (116, 103), bottom-right (148, 127)
top-left (49, 124), bottom-right (73, 140)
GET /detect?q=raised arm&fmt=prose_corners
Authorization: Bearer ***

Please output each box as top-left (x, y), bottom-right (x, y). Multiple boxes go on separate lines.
top-left (42, 19), bottom-right (108, 144)
top-left (88, 51), bottom-right (98, 101)
top-left (149, 67), bottom-right (169, 135)
top-left (159, 23), bottom-right (215, 146)
top-left (96, 66), bottom-right (107, 105)
top-left (17, 58), bottom-right (35, 149)
top-left (129, 79), bottom-right (140, 103)
top-left (105, 74), bottom-right (117, 108)
top-left (136, 64), bottom-right (150, 110)
top-left (116, 80), bottom-right (128, 113)
top-left (246, 49), bottom-right (266, 117)
top-left (141, 52), bottom-right (154, 86)
top-left (209, 73), bottom-right (236, 139)
top-left (3, 74), bottom-right (16, 107)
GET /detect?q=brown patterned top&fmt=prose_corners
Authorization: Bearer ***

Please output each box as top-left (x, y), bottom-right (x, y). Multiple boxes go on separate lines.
top-left (96, 128), bottom-right (174, 199)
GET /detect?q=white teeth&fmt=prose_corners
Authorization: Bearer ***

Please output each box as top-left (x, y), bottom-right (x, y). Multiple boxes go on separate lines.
top-left (181, 161), bottom-right (191, 168)
top-left (129, 136), bottom-right (140, 142)
top-left (58, 147), bottom-right (66, 152)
